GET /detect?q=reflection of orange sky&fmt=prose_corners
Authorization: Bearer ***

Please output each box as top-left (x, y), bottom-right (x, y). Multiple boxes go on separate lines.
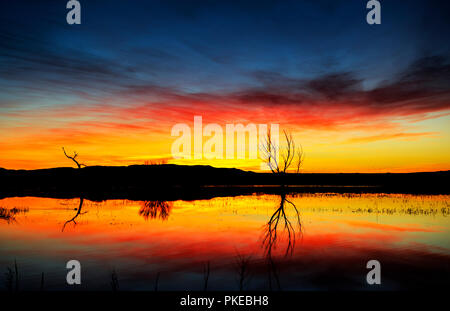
top-left (1, 194), bottom-right (448, 265)
top-left (0, 100), bottom-right (449, 172)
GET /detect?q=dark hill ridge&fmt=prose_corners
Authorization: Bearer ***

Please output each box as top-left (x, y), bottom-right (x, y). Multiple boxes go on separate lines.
top-left (0, 165), bottom-right (448, 200)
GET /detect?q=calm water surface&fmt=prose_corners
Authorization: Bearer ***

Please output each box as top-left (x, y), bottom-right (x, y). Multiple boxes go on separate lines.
top-left (0, 193), bottom-right (449, 290)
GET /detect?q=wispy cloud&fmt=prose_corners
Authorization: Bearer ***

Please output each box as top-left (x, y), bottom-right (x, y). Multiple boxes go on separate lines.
top-left (344, 132), bottom-right (438, 144)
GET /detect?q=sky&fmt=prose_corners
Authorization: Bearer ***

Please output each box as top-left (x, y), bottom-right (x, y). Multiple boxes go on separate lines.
top-left (0, 0), bottom-right (449, 172)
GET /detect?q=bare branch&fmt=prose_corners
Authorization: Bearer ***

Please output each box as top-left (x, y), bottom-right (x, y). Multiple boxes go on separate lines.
top-left (62, 198), bottom-right (87, 232)
top-left (260, 130), bottom-right (304, 174)
top-left (262, 194), bottom-right (303, 258)
top-left (296, 145), bottom-right (304, 174)
top-left (62, 147), bottom-right (86, 169)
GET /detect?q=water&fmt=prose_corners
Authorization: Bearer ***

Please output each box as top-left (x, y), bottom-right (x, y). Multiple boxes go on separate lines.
top-left (0, 193), bottom-right (449, 291)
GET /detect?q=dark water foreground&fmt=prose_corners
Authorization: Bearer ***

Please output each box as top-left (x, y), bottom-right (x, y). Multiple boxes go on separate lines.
top-left (0, 193), bottom-right (449, 291)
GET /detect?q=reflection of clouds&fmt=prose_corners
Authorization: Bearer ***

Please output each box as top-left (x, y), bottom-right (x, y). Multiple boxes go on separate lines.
top-left (343, 220), bottom-right (438, 233)
top-left (139, 201), bottom-right (172, 221)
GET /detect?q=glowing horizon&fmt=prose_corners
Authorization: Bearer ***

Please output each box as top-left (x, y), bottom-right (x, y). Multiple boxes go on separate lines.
top-left (1, 108), bottom-right (449, 173)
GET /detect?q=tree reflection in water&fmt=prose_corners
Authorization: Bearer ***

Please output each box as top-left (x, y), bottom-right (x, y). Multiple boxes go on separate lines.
top-left (262, 191), bottom-right (302, 258)
top-left (62, 197), bottom-right (86, 232)
top-left (139, 201), bottom-right (172, 221)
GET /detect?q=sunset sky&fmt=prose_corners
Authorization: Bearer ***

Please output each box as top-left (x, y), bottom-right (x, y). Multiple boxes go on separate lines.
top-left (0, 0), bottom-right (449, 172)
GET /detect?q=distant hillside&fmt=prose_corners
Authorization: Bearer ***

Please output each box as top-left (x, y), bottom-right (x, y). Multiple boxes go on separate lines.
top-left (0, 165), bottom-right (448, 200)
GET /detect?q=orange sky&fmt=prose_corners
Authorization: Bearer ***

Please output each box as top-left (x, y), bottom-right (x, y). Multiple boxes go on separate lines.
top-left (1, 98), bottom-right (449, 172)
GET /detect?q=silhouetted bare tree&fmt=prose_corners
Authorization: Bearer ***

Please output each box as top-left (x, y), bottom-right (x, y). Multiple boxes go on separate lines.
top-left (62, 147), bottom-right (86, 169)
top-left (260, 129), bottom-right (303, 258)
top-left (60, 148), bottom-right (87, 231)
top-left (261, 129), bottom-right (304, 174)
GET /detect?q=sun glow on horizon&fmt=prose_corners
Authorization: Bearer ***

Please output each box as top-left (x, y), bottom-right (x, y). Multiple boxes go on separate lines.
top-left (1, 108), bottom-right (449, 173)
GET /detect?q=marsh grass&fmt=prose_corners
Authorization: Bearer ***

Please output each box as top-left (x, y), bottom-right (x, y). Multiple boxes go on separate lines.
top-left (203, 261), bottom-right (210, 291)
top-left (110, 269), bottom-right (119, 292)
top-left (0, 207), bottom-right (29, 223)
top-left (154, 272), bottom-right (160, 291)
top-left (235, 254), bottom-right (252, 291)
top-left (4, 267), bottom-right (13, 292)
top-left (267, 257), bottom-right (281, 291)
top-left (4, 260), bottom-right (19, 292)
top-left (40, 272), bottom-right (44, 291)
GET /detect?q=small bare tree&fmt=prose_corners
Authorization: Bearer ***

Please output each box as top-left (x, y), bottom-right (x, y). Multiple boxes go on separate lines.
top-left (62, 147), bottom-right (85, 169)
top-left (295, 147), bottom-right (304, 174)
top-left (261, 129), bottom-right (304, 174)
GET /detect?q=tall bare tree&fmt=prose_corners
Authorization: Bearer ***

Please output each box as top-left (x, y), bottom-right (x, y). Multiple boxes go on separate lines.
top-left (260, 129), bottom-right (304, 259)
top-left (261, 129), bottom-right (304, 174)
top-left (62, 147), bottom-right (85, 169)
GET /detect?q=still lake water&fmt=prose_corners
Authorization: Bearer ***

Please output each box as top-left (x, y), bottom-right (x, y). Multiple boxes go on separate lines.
top-left (0, 193), bottom-right (449, 291)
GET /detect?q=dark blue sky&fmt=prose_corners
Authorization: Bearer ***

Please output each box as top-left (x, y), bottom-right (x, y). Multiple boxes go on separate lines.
top-left (1, 0), bottom-right (449, 109)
